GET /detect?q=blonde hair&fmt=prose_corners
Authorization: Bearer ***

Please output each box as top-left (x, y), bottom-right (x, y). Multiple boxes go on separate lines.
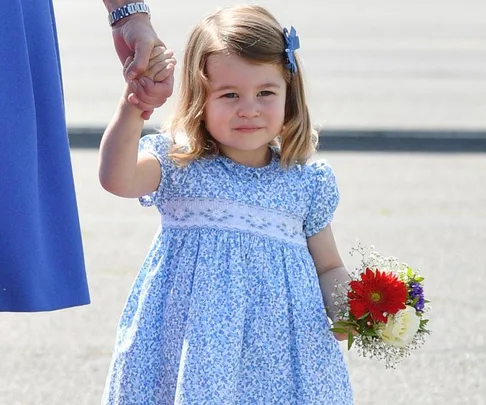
top-left (169, 4), bottom-right (317, 167)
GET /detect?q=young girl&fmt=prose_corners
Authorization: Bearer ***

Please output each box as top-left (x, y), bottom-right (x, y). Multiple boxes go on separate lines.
top-left (99, 5), bottom-right (354, 404)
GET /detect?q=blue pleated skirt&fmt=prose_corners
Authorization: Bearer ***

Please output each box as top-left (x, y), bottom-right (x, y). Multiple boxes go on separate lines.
top-left (0, 0), bottom-right (90, 311)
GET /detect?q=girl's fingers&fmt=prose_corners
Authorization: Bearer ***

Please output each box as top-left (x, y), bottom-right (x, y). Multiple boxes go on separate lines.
top-left (145, 59), bottom-right (176, 83)
top-left (152, 62), bottom-right (175, 83)
top-left (148, 48), bottom-right (174, 70)
top-left (148, 46), bottom-right (166, 61)
top-left (143, 54), bottom-right (177, 78)
top-left (153, 63), bottom-right (175, 82)
top-left (147, 56), bottom-right (176, 75)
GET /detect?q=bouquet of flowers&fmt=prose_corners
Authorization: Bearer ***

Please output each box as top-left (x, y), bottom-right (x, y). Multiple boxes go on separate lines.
top-left (330, 243), bottom-right (431, 368)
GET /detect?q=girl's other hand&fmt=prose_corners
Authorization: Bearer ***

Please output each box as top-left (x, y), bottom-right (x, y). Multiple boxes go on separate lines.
top-left (332, 325), bottom-right (358, 342)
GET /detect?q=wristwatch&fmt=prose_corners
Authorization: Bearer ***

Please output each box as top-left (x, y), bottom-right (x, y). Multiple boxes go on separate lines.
top-left (108, 2), bottom-right (151, 26)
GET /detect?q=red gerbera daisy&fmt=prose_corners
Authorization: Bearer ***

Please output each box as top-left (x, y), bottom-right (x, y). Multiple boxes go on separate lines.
top-left (348, 268), bottom-right (407, 323)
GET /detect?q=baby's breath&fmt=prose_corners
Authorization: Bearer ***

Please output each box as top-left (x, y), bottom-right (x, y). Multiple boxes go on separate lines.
top-left (333, 242), bottom-right (431, 369)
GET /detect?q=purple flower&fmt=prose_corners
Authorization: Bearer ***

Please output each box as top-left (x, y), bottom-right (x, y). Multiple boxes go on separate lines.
top-left (409, 282), bottom-right (425, 312)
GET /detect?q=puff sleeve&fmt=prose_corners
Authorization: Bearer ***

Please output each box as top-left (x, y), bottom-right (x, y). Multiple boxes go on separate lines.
top-left (138, 133), bottom-right (174, 207)
top-left (303, 160), bottom-right (340, 237)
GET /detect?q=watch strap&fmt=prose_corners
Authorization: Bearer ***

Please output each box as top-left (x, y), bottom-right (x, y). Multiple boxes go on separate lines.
top-left (108, 2), bottom-right (150, 26)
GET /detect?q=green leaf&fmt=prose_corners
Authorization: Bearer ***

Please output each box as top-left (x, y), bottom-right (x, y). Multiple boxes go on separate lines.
top-left (358, 312), bottom-right (370, 320)
top-left (414, 276), bottom-right (424, 282)
top-left (333, 321), bottom-right (355, 328)
top-left (347, 330), bottom-right (355, 350)
top-left (407, 267), bottom-right (414, 278)
top-left (361, 328), bottom-right (379, 337)
top-left (330, 327), bottom-right (348, 334)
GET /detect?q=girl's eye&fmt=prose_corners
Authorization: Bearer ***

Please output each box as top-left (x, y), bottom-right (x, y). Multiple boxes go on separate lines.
top-left (258, 90), bottom-right (274, 97)
top-left (222, 93), bottom-right (238, 99)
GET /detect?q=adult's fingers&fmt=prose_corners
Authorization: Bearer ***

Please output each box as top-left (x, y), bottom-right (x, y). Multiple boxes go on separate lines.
top-left (124, 18), bottom-right (164, 80)
top-left (126, 92), bottom-right (153, 120)
top-left (123, 56), bottom-right (134, 79)
top-left (112, 14), bottom-right (165, 78)
top-left (141, 110), bottom-right (154, 120)
top-left (126, 38), bottom-right (153, 80)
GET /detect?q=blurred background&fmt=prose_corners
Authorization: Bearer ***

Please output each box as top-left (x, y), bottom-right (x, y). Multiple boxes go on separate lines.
top-left (1, 0), bottom-right (486, 404)
top-left (56, 0), bottom-right (486, 146)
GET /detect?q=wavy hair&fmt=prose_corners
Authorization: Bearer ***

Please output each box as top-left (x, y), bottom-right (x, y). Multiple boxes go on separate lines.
top-left (168, 4), bottom-right (317, 167)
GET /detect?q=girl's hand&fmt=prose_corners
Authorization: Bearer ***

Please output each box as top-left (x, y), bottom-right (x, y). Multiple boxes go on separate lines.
top-left (332, 324), bottom-right (358, 342)
top-left (124, 46), bottom-right (176, 119)
top-left (333, 331), bottom-right (350, 341)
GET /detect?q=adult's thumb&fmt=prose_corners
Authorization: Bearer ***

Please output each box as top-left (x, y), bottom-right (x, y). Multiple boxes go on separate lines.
top-left (127, 39), bottom-right (153, 80)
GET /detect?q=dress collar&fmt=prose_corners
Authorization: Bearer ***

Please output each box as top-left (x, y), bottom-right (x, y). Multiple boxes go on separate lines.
top-left (216, 147), bottom-right (280, 178)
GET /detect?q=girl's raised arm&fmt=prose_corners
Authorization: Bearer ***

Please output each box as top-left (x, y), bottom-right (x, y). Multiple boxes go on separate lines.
top-left (98, 47), bottom-right (175, 198)
top-left (98, 88), bottom-right (161, 198)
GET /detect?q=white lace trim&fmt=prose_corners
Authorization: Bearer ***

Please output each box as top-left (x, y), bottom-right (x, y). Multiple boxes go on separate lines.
top-left (162, 198), bottom-right (306, 246)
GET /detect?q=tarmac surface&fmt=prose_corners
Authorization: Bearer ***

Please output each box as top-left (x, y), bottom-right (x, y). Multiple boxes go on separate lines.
top-left (2, 0), bottom-right (486, 404)
top-left (2, 150), bottom-right (486, 404)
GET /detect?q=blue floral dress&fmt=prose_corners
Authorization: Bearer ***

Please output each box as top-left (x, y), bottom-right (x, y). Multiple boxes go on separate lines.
top-left (102, 134), bottom-right (353, 404)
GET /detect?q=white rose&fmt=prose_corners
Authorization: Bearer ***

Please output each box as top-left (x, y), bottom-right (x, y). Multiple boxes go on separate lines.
top-left (378, 305), bottom-right (420, 348)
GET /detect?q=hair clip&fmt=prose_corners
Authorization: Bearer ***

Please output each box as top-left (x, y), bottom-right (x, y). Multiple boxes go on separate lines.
top-left (283, 26), bottom-right (300, 73)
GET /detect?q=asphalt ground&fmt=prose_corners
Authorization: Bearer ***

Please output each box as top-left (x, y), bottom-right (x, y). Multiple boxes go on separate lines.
top-left (1, 149), bottom-right (485, 405)
top-left (2, 0), bottom-right (486, 404)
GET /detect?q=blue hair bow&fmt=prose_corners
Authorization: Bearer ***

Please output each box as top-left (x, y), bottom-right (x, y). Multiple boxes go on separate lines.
top-left (283, 26), bottom-right (300, 73)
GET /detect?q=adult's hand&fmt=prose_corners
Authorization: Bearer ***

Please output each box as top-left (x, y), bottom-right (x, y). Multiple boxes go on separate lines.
top-left (111, 14), bottom-right (174, 118)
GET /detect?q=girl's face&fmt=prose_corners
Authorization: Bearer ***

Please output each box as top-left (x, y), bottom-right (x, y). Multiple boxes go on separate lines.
top-left (204, 53), bottom-right (287, 167)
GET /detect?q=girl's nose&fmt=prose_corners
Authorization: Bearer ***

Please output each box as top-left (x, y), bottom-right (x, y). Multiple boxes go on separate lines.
top-left (237, 99), bottom-right (260, 118)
